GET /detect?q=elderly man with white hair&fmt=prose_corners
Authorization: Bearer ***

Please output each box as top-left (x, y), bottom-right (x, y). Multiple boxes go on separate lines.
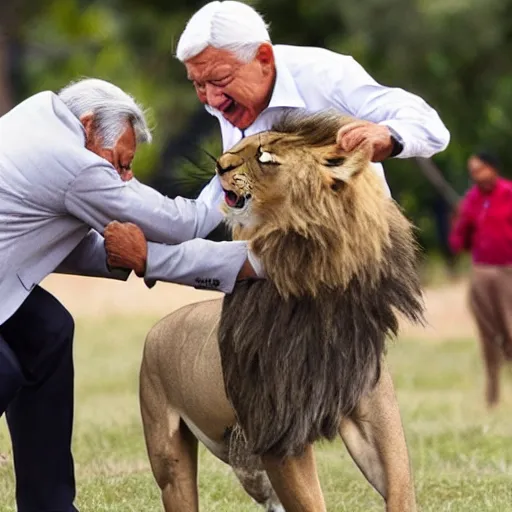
top-left (105, 0), bottom-right (451, 280)
top-left (0, 78), bottom-right (256, 512)
top-left (177, 0), bottom-right (450, 194)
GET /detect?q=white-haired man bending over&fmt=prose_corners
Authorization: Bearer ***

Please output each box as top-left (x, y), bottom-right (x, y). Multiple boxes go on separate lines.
top-left (0, 77), bottom-right (255, 512)
top-left (176, 0), bottom-right (449, 194)
top-left (106, 0), bottom-right (451, 276)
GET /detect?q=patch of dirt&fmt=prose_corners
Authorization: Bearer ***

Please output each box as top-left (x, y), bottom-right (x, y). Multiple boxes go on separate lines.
top-left (41, 274), bottom-right (220, 319)
top-left (41, 274), bottom-right (476, 342)
top-left (399, 279), bottom-right (476, 341)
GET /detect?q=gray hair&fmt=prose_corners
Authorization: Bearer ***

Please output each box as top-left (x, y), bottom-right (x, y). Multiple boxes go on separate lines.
top-left (176, 1), bottom-right (271, 63)
top-left (58, 78), bottom-right (152, 148)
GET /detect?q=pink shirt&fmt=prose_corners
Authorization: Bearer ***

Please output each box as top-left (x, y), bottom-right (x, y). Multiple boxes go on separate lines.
top-left (449, 178), bottom-right (512, 265)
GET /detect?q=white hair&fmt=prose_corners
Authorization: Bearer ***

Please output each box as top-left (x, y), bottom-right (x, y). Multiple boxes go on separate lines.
top-left (176, 1), bottom-right (271, 63)
top-left (58, 78), bottom-right (152, 148)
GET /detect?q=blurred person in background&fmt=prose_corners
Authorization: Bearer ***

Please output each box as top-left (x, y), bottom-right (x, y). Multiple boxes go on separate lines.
top-left (449, 151), bottom-right (512, 407)
top-left (0, 77), bottom-right (258, 512)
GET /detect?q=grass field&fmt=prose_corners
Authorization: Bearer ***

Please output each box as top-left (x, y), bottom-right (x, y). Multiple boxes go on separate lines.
top-left (1, 312), bottom-right (512, 511)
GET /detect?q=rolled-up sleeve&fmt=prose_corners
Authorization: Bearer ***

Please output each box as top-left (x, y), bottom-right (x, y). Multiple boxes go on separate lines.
top-left (328, 55), bottom-right (450, 159)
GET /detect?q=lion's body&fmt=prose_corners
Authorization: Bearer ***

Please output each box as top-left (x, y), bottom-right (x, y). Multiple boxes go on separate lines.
top-left (140, 111), bottom-right (422, 511)
top-left (141, 299), bottom-right (285, 511)
top-left (141, 299), bottom-right (232, 460)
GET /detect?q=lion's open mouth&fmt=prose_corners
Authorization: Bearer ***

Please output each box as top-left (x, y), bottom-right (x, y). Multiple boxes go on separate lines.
top-left (223, 189), bottom-right (251, 209)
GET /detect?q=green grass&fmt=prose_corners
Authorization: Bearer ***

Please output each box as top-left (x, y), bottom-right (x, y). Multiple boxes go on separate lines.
top-left (2, 315), bottom-right (512, 511)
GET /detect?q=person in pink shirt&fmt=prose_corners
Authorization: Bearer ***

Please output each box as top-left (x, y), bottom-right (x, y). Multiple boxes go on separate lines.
top-left (449, 151), bottom-right (512, 407)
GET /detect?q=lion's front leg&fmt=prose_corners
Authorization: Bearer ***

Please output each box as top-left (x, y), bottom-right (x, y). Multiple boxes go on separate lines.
top-left (339, 363), bottom-right (417, 512)
top-left (261, 444), bottom-right (326, 512)
top-left (140, 332), bottom-right (199, 512)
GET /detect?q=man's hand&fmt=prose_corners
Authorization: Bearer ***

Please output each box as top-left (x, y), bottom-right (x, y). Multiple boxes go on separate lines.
top-left (336, 121), bottom-right (394, 162)
top-left (104, 221), bottom-right (147, 277)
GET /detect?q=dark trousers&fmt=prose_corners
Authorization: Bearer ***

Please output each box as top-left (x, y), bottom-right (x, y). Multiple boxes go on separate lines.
top-left (0, 285), bottom-right (78, 512)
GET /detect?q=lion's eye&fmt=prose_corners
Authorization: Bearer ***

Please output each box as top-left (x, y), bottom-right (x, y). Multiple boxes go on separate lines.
top-left (324, 157), bottom-right (346, 167)
top-left (257, 146), bottom-right (279, 166)
top-left (258, 151), bottom-right (273, 163)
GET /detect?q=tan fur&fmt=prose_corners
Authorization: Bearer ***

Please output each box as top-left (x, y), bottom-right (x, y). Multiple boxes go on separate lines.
top-left (140, 110), bottom-right (420, 511)
top-left (218, 113), bottom-right (398, 299)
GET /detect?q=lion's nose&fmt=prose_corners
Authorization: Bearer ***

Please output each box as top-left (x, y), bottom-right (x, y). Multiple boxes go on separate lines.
top-left (216, 163), bottom-right (237, 176)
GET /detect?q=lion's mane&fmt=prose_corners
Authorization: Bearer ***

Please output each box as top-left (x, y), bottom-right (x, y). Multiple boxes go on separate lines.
top-left (218, 111), bottom-right (424, 458)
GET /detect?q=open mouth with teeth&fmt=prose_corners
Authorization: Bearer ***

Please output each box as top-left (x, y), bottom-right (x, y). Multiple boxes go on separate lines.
top-left (223, 189), bottom-right (251, 209)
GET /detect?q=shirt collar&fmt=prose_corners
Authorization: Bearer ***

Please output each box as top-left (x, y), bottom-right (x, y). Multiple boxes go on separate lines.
top-left (205, 48), bottom-right (306, 119)
top-left (266, 51), bottom-right (306, 110)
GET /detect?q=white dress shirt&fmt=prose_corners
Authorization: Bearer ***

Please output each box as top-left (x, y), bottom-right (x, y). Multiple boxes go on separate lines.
top-left (201, 43), bottom-right (450, 200)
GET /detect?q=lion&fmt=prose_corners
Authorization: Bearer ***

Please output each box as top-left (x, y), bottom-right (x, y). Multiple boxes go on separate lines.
top-left (139, 110), bottom-right (424, 512)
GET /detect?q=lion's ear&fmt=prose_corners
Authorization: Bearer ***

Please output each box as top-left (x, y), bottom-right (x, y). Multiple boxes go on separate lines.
top-left (321, 149), bottom-right (358, 189)
top-left (325, 167), bottom-right (357, 190)
top-left (322, 142), bottom-right (372, 189)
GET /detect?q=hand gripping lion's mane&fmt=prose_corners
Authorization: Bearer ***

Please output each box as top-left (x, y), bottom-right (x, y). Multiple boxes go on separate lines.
top-left (217, 110), bottom-right (424, 459)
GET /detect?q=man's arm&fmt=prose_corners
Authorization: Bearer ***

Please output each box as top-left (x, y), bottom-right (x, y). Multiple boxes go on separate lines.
top-left (55, 229), bottom-right (131, 280)
top-left (64, 163), bottom-right (224, 245)
top-left (144, 238), bottom-right (248, 293)
top-left (328, 54), bottom-right (450, 159)
top-left (448, 194), bottom-right (474, 253)
top-left (103, 221), bottom-right (255, 293)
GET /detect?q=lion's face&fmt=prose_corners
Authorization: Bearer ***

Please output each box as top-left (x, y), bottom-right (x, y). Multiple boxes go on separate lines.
top-left (215, 111), bottom-right (398, 297)
top-left (216, 130), bottom-right (373, 232)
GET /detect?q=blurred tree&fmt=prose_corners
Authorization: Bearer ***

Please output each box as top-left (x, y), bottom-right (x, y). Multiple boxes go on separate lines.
top-left (0, 0), bottom-right (40, 113)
